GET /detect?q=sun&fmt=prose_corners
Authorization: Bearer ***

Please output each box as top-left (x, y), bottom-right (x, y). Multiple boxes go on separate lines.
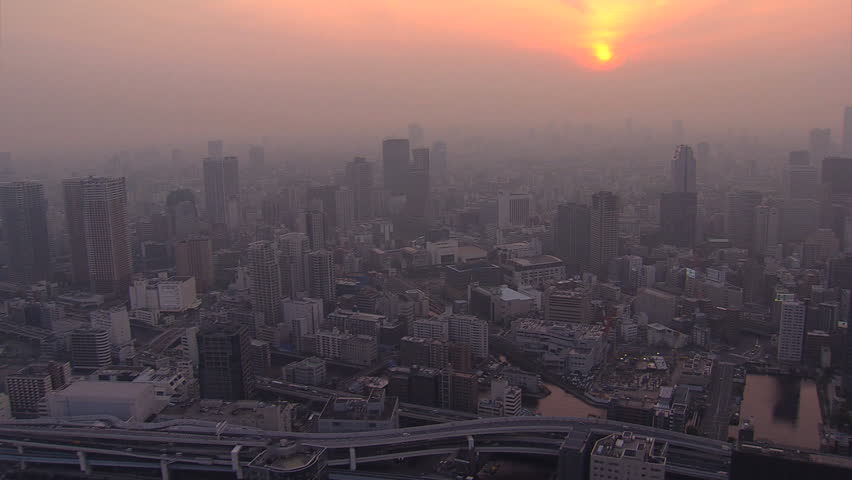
top-left (594, 43), bottom-right (614, 63)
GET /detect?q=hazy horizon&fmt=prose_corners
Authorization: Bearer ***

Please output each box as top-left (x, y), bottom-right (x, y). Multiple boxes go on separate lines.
top-left (1, 0), bottom-right (850, 155)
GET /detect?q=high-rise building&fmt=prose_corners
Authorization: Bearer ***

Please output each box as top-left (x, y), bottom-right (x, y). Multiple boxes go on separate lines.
top-left (202, 155), bottom-right (239, 227)
top-left (497, 191), bottom-right (532, 228)
top-left (0, 181), bottom-right (50, 284)
top-left (382, 138), bottom-right (410, 195)
top-left (554, 203), bottom-right (591, 274)
top-left (278, 233), bottom-right (311, 298)
top-left (307, 185), bottom-right (339, 231)
top-left (725, 190), bottom-right (763, 249)
top-left (307, 250), bottom-right (335, 303)
top-left (247, 241), bottom-right (283, 324)
top-left (249, 145), bottom-right (265, 170)
top-left (90, 305), bottom-right (132, 347)
top-left (208, 140), bottom-right (224, 158)
top-left (197, 323), bottom-right (256, 400)
top-left (69, 327), bottom-right (113, 369)
top-left (778, 301), bottom-right (806, 364)
top-left (842, 106), bottom-right (852, 155)
top-left (335, 187), bottom-right (355, 230)
top-left (408, 123), bottom-right (425, 147)
top-left (406, 147), bottom-right (430, 218)
top-left (752, 205), bottom-right (780, 255)
top-left (447, 314), bottom-right (488, 360)
top-left (660, 192), bottom-right (697, 248)
top-left (786, 163), bottom-right (819, 200)
top-left (430, 141), bottom-right (448, 185)
top-left (671, 145), bottom-right (697, 193)
top-left (809, 128), bottom-right (831, 169)
top-left (345, 157), bottom-right (373, 220)
top-left (303, 210), bottom-right (326, 251)
top-left (590, 192), bottom-right (619, 279)
top-left (175, 237), bottom-right (214, 292)
top-left (63, 177), bottom-right (132, 296)
top-left (5, 366), bottom-right (54, 418)
top-left (822, 157), bottom-right (852, 199)
top-left (788, 150), bottom-right (810, 166)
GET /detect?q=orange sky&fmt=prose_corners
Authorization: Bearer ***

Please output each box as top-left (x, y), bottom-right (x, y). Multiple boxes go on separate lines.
top-left (0, 0), bottom-right (849, 152)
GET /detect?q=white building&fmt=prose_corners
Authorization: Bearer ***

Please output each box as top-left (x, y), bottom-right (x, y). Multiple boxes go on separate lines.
top-left (90, 305), bottom-right (132, 347)
top-left (497, 191), bottom-right (532, 228)
top-left (478, 378), bottom-right (522, 417)
top-left (511, 318), bottom-right (606, 374)
top-left (283, 297), bottom-right (324, 339)
top-left (447, 314), bottom-right (489, 359)
top-left (45, 381), bottom-right (163, 421)
top-left (410, 317), bottom-right (449, 342)
top-left (505, 255), bottom-right (565, 288)
top-left (426, 239), bottom-right (459, 265)
top-left (778, 300), bottom-right (806, 364)
top-left (157, 276), bottom-right (199, 312)
top-left (590, 432), bottom-right (668, 480)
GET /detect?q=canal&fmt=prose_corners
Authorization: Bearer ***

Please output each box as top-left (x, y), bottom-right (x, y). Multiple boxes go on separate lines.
top-left (524, 383), bottom-right (605, 418)
top-left (737, 374), bottom-right (822, 450)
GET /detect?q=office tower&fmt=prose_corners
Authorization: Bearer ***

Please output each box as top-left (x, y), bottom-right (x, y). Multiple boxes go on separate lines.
top-left (345, 157), bottom-right (373, 220)
top-left (447, 314), bottom-right (488, 360)
top-left (778, 301), bottom-right (806, 364)
top-left (822, 157), bottom-right (852, 199)
top-left (843, 106), bottom-right (852, 155)
top-left (307, 185), bottom-right (339, 230)
top-left (408, 122), bottom-right (425, 147)
top-left (382, 138), bottom-right (410, 195)
top-left (590, 432), bottom-right (668, 480)
top-left (660, 192), bottom-right (697, 248)
top-left (303, 210), bottom-right (326, 250)
top-left (725, 190), bottom-right (763, 249)
top-left (175, 237), bottom-right (215, 292)
top-left (543, 284), bottom-right (592, 324)
top-left (197, 323), bottom-right (255, 400)
top-left (406, 147), bottom-right (430, 218)
top-left (553, 203), bottom-right (591, 274)
top-left (278, 232), bottom-right (310, 298)
top-left (249, 145), bottom-right (265, 170)
top-left (208, 139), bottom-right (224, 158)
top-left (782, 198), bottom-right (821, 243)
top-left (307, 250), bottom-right (335, 303)
top-left (497, 191), bottom-right (532, 228)
top-left (430, 141), bottom-right (448, 185)
top-left (440, 370), bottom-right (479, 412)
top-left (786, 162), bottom-right (819, 200)
top-left (590, 191), bottom-right (619, 279)
top-left (5, 366), bottom-right (54, 418)
top-left (334, 187), bottom-right (355, 230)
top-left (809, 128), bottom-right (831, 169)
top-left (752, 205), bottom-right (780, 255)
top-left (202, 155), bottom-right (239, 227)
top-left (63, 177), bottom-right (132, 296)
top-left (671, 145), bottom-right (697, 193)
top-left (90, 305), bottom-right (132, 347)
top-left (247, 241), bottom-right (283, 324)
top-left (70, 327), bottom-right (113, 369)
top-left (283, 297), bottom-right (324, 346)
top-left (788, 150), bottom-right (810, 166)
top-left (672, 119), bottom-right (684, 145)
top-left (0, 181), bottom-right (50, 284)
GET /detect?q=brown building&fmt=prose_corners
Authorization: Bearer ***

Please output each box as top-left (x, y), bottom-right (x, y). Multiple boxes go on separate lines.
top-left (175, 237), bottom-right (214, 292)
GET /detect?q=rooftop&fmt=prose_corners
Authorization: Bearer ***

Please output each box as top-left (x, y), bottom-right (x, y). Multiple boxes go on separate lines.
top-left (593, 432), bottom-right (668, 465)
top-left (54, 381), bottom-right (154, 399)
top-left (508, 255), bottom-right (563, 268)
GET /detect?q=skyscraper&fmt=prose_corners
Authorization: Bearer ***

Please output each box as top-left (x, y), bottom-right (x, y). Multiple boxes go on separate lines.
top-left (553, 203), bottom-right (591, 274)
top-left (660, 192), bottom-right (697, 248)
top-left (278, 232), bottom-right (310, 298)
top-left (69, 327), bottom-right (113, 369)
top-left (247, 241), bottom-right (283, 324)
top-left (430, 141), bottom-right (448, 185)
top-left (408, 123), bottom-right (425, 147)
top-left (175, 237), bottom-right (214, 292)
top-left (725, 190), bottom-right (763, 249)
top-left (63, 177), bottom-right (132, 296)
top-left (303, 210), bottom-right (326, 250)
top-left (202, 155), bottom-right (239, 227)
top-left (809, 128), bottom-right (831, 169)
top-left (778, 301), bottom-right (806, 364)
top-left (671, 145), bottom-right (697, 193)
top-left (406, 147), bottom-right (431, 218)
top-left (590, 192), bottom-right (619, 279)
top-left (345, 157), bottom-right (373, 220)
top-left (382, 138), bottom-right (410, 195)
top-left (497, 191), bottom-right (532, 228)
top-left (822, 157), bottom-right (852, 199)
top-left (752, 205), bottom-right (780, 256)
top-left (842, 106), bottom-right (852, 155)
top-left (0, 181), bottom-right (50, 284)
top-left (197, 323), bottom-right (255, 400)
top-left (307, 250), bottom-right (335, 303)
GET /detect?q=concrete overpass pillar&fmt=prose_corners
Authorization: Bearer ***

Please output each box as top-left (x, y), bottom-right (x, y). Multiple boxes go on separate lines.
top-left (231, 445), bottom-right (244, 479)
top-left (349, 447), bottom-right (357, 471)
top-left (77, 451), bottom-right (91, 474)
top-left (17, 445), bottom-right (26, 470)
top-left (160, 460), bottom-right (170, 480)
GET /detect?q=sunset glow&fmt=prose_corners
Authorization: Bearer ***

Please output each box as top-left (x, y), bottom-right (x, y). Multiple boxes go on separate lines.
top-left (594, 43), bottom-right (614, 63)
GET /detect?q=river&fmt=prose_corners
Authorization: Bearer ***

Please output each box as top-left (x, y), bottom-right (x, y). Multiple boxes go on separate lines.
top-left (524, 383), bottom-right (605, 418)
top-left (737, 374), bottom-right (822, 450)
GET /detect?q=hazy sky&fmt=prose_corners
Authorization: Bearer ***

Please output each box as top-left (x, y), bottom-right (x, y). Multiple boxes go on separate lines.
top-left (1, 0), bottom-right (850, 153)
